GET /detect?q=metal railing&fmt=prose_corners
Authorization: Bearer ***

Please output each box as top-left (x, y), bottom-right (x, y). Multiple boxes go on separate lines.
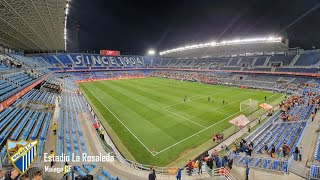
top-left (310, 165), bottom-right (320, 180)
top-left (212, 167), bottom-right (237, 180)
top-left (229, 154), bottom-right (289, 173)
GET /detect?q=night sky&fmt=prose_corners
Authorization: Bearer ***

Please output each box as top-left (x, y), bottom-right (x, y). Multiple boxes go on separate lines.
top-left (68, 0), bottom-right (320, 55)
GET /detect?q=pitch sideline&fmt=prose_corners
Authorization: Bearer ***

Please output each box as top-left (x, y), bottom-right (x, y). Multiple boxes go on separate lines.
top-left (82, 83), bottom-right (156, 156)
top-left (154, 93), bottom-right (280, 156)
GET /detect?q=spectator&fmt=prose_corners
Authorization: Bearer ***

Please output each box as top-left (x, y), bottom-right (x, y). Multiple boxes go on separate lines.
top-left (264, 142), bottom-right (268, 154)
top-left (99, 128), bottom-right (104, 140)
top-left (240, 140), bottom-right (244, 150)
top-left (152, 167), bottom-right (156, 179)
top-left (214, 156), bottom-right (220, 170)
top-left (176, 168), bottom-right (181, 180)
top-left (232, 144), bottom-right (237, 154)
top-left (270, 145), bottom-right (275, 158)
top-left (282, 143), bottom-right (287, 157)
top-left (213, 149), bottom-right (218, 157)
top-left (294, 147), bottom-right (299, 161)
top-left (248, 145), bottom-right (253, 156)
top-left (148, 168), bottom-right (155, 180)
top-left (208, 157), bottom-right (214, 170)
top-left (52, 123), bottom-right (57, 135)
top-left (311, 112), bottom-right (315, 122)
top-left (192, 161), bottom-right (198, 174)
top-left (245, 166), bottom-right (250, 180)
top-left (187, 159), bottom-right (193, 176)
top-left (249, 142), bottom-right (254, 149)
top-left (198, 159), bottom-right (203, 174)
top-left (49, 150), bottom-right (54, 167)
top-left (299, 147), bottom-right (303, 161)
top-left (63, 163), bottom-right (69, 180)
top-left (228, 157), bottom-right (233, 170)
top-left (221, 156), bottom-right (227, 167)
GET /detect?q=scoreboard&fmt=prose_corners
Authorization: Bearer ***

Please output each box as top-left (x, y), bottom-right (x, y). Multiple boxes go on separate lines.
top-left (100, 50), bottom-right (120, 56)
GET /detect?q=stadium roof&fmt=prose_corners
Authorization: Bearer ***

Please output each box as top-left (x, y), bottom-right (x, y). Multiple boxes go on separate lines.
top-left (0, 0), bottom-right (68, 52)
top-left (159, 36), bottom-right (289, 58)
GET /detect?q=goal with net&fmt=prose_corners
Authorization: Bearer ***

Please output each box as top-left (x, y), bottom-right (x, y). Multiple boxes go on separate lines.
top-left (240, 99), bottom-right (258, 113)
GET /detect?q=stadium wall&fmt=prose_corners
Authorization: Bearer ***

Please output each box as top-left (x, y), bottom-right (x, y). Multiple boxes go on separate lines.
top-left (52, 67), bottom-right (320, 78)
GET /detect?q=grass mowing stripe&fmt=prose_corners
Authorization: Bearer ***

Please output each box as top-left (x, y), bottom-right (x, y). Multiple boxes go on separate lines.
top-left (154, 92), bottom-right (281, 156)
top-left (84, 80), bottom-right (203, 150)
top-left (81, 82), bottom-right (155, 156)
top-left (79, 78), bottom-right (282, 165)
top-left (162, 108), bottom-right (206, 128)
top-left (161, 91), bottom-right (230, 109)
top-left (102, 80), bottom-right (203, 134)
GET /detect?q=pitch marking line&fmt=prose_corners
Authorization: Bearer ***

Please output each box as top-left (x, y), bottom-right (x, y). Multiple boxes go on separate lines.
top-left (162, 108), bottom-right (206, 128)
top-left (154, 93), bottom-right (280, 156)
top-left (162, 91), bottom-right (249, 127)
top-left (214, 110), bottom-right (230, 116)
top-left (211, 91), bottom-right (257, 111)
top-left (160, 91), bottom-right (231, 128)
top-left (82, 84), bottom-right (156, 156)
top-left (161, 91), bottom-right (229, 109)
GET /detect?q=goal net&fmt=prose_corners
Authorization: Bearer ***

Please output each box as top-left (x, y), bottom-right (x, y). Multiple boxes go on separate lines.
top-left (240, 99), bottom-right (258, 113)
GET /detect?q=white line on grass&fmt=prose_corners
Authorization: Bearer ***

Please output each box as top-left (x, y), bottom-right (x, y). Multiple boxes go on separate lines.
top-left (154, 108), bottom-right (242, 156)
top-left (162, 108), bottom-right (206, 128)
top-left (214, 110), bottom-right (230, 116)
top-left (82, 84), bottom-right (155, 156)
top-left (160, 91), bottom-right (232, 128)
top-left (161, 91), bottom-right (228, 109)
top-left (211, 91), bottom-right (255, 111)
top-left (154, 92), bottom-right (280, 156)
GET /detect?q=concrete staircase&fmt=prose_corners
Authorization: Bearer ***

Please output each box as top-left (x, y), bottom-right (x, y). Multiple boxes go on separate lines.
top-left (289, 161), bottom-right (310, 179)
top-left (289, 54), bottom-right (301, 67)
top-left (251, 57), bottom-right (258, 66)
top-left (52, 55), bottom-right (65, 67)
top-left (263, 56), bottom-right (271, 66)
top-left (226, 58), bottom-right (233, 66)
top-left (236, 58), bottom-right (243, 66)
top-left (67, 54), bottom-right (76, 66)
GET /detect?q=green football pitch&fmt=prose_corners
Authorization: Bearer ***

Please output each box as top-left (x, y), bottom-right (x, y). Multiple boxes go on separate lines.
top-left (79, 77), bottom-right (282, 166)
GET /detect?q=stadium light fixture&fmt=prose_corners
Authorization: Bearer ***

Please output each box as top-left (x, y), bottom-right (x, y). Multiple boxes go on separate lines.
top-left (64, 2), bottom-right (70, 51)
top-left (147, 49), bottom-right (156, 56)
top-left (159, 36), bottom-right (282, 56)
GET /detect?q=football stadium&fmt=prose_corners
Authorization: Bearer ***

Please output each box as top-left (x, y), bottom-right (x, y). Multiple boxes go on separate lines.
top-left (0, 0), bottom-right (320, 180)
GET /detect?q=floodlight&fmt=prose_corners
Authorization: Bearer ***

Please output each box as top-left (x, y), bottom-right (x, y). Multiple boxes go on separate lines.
top-left (147, 49), bottom-right (156, 56)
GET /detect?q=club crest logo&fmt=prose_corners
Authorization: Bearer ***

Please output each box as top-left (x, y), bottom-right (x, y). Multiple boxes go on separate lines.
top-left (6, 140), bottom-right (38, 174)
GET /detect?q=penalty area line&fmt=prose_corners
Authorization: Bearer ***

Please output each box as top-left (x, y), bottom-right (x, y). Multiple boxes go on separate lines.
top-left (162, 108), bottom-right (206, 128)
top-left (161, 91), bottom-right (230, 109)
top-left (82, 84), bottom-right (155, 156)
top-left (154, 92), bottom-right (280, 156)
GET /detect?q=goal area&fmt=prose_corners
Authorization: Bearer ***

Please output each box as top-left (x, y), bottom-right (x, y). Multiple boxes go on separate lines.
top-left (240, 99), bottom-right (258, 113)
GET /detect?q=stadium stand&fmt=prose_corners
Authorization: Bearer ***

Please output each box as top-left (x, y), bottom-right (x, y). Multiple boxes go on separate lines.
top-left (294, 51), bottom-right (320, 66)
top-left (0, 50), bottom-right (319, 180)
top-left (268, 54), bottom-right (295, 66)
top-left (38, 50), bottom-right (320, 70)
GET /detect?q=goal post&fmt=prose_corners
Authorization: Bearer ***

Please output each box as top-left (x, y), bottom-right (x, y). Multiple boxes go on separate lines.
top-left (240, 99), bottom-right (258, 113)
